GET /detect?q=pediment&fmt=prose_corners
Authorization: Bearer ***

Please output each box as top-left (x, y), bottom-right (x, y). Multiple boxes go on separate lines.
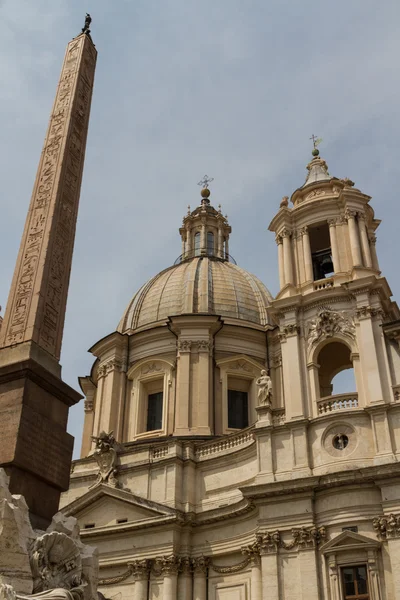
top-left (62, 484), bottom-right (179, 530)
top-left (321, 530), bottom-right (380, 555)
top-left (216, 354), bottom-right (264, 374)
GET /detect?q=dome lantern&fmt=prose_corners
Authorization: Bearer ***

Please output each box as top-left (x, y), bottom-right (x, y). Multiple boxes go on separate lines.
top-left (178, 176), bottom-right (232, 262)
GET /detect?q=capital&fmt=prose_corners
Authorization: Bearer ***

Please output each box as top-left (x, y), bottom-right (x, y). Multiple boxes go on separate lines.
top-left (178, 340), bottom-right (192, 353)
top-left (280, 227), bottom-right (292, 239)
top-left (344, 208), bottom-right (357, 220)
top-left (130, 559), bottom-right (151, 580)
top-left (192, 556), bottom-right (209, 575)
top-left (154, 555), bottom-right (180, 576)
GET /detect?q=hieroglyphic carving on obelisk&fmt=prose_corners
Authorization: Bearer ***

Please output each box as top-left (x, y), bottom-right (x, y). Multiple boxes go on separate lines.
top-left (0, 33), bottom-right (97, 361)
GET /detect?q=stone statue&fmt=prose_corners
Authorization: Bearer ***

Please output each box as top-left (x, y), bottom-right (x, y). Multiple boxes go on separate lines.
top-left (0, 469), bottom-right (98, 600)
top-left (90, 431), bottom-right (119, 488)
top-left (82, 14), bottom-right (91, 35)
top-left (256, 370), bottom-right (273, 407)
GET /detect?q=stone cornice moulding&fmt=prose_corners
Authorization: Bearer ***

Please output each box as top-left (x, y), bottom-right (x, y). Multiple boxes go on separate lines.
top-left (89, 330), bottom-right (128, 358)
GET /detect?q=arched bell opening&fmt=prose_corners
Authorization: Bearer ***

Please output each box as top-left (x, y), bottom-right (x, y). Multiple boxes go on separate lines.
top-left (310, 340), bottom-right (360, 415)
top-left (318, 341), bottom-right (355, 397)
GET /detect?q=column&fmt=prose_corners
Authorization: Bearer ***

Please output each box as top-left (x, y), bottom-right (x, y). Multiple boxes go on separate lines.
top-left (277, 235), bottom-right (285, 288)
top-left (186, 225), bottom-right (192, 258)
top-left (161, 560), bottom-right (179, 600)
top-left (193, 557), bottom-right (208, 600)
top-left (358, 214), bottom-right (373, 268)
top-left (346, 210), bottom-right (363, 266)
top-left (196, 341), bottom-right (212, 435)
top-left (261, 552), bottom-right (279, 600)
top-left (369, 234), bottom-right (380, 272)
top-left (132, 560), bottom-right (151, 600)
top-left (250, 555), bottom-right (262, 600)
top-left (181, 237), bottom-right (186, 260)
top-left (218, 227), bottom-right (223, 258)
top-left (307, 362), bottom-right (320, 417)
top-left (225, 238), bottom-right (229, 260)
top-left (200, 220), bottom-right (206, 254)
top-left (356, 311), bottom-right (384, 404)
top-left (80, 377), bottom-right (96, 457)
top-left (295, 231), bottom-right (305, 284)
top-left (281, 228), bottom-right (294, 285)
top-left (281, 327), bottom-right (304, 419)
top-left (301, 227), bottom-right (314, 282)
top-left (328, 218), bottom-right (341, 273)
top-left (178, 558), bottom-right (192, 600)
top-left (174, 340), bottom-right (191, 435)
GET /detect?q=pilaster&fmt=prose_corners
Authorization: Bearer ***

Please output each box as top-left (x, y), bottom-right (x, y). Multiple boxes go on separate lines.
top-left (193, 557), bottom-right (208, 600)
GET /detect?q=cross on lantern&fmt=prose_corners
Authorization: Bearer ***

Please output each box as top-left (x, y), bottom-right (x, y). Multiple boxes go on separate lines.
top-left (310, 134), bottom-right (322, 149)
top-left (197, 175), bottom-right (214, 189)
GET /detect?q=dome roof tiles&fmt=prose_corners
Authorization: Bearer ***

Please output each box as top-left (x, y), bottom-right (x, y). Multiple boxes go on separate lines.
top-left (118, 257), bottom-right (272, 333)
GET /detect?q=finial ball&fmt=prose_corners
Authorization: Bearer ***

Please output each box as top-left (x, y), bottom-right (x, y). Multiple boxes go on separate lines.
top-left (312, 148), bottom-right (320, 157)
top-left (201, 188), bottom-right (211, 199)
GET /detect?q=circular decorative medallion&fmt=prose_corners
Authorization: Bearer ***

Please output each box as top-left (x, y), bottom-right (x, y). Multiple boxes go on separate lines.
top-left (323, 424), bottom-right (356, 457)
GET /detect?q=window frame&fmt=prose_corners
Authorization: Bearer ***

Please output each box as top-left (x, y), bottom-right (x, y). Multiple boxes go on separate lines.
top-left (227, 388), bottom-right (249, 429)
top-left (341, 564), bottom-right (369, 600)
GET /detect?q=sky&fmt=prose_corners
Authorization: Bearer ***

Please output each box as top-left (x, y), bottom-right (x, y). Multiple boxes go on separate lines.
top-left (0, 0), bottom-right (399, 458)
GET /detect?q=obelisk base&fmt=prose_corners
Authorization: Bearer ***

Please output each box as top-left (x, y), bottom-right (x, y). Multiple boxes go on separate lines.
top-left (0, 350), bottom-right (82, 528)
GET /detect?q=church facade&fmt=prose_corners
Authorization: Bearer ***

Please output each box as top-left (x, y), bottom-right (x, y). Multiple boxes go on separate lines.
top-left (60, 147), bottom-right (400, 600)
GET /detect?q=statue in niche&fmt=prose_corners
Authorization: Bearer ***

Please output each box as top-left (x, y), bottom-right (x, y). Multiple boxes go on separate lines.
top-left (256, 370), bottom-right (273, 407)
top-left (90, 431), bottom-right (119, 488)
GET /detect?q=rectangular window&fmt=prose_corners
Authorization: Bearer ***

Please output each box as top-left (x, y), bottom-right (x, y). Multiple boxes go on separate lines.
top-left (147, 391), bottom-right (163, 431)
top-left (342, 565), bottom-right (369, 600)
top-left (228, 389), bottom-right (248, 429)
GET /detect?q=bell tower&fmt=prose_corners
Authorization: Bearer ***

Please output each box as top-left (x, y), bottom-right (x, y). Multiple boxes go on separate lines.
top-left (269, 146), bottom-right (380, 299)
top-left (268, 146), bottom-right (400, 457)
top-left (0, 22), bottom-right (97, 526)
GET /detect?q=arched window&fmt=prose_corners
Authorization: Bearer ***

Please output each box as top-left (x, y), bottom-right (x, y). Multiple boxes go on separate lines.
top-left (207, 232), bottom-right (214, 255)
top-left (317, 341), bottom-right (356, 397)
top-left (194, 232), bottom-right (201, 256)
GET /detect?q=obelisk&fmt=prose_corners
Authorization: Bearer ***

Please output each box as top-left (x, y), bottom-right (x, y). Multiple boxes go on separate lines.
top-left (0, 19), bottom-right (97, 527)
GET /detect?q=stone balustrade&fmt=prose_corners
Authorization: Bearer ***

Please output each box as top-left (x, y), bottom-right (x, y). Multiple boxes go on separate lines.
top-left (314, 277), bottom-right (334, 291)
top-left (317, 393), bottom-right (358, 414)
top-left (196, 429), bottom-right (254, 459)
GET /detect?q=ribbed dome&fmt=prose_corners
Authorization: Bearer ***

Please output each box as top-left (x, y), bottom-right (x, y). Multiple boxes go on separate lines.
top-left (118, 257), bottom-right (273, 333)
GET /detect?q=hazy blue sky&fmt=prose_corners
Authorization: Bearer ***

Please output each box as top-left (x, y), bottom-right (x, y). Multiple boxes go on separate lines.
top-left (1, 1), bottom-right (399, 457)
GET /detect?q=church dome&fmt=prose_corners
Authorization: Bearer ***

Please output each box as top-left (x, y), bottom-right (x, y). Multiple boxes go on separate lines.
top-left (118, 256), bottom-right (272, 333)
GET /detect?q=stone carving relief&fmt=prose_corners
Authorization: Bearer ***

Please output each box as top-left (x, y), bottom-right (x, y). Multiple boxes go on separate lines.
top-left (97, 359), bottom-right (124, 379)
top-left (177, 340), bottom-right (192, 353)
top-left (153, 555), bottom-right (181, 575)
top-left (231, 360), bottom-right (253, 373)
top-left (177, 340), bottom-right (212, 353)
top-left (30, 533), bottom-right (82, 593)
top-left (307, 307), bottom-right (355, 348)
top-left (141, 362), bottom-right (162, 375)
top-left (0, 469), bottom-right (98, 600)
top-left (2, 35), bottom-right (96, 360)
top-left (356, 306), bottom-right (385, 321)
top-left (305, 189), bottom-right (326, 201)
top-left (89, 431), bottom-right (119, 489)
top-left (278, 324), bottom-right (300, 342)
top-left (256, 370), bottom-right (273, 407)
top-left (373, 514), bottom-right (400, 539)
